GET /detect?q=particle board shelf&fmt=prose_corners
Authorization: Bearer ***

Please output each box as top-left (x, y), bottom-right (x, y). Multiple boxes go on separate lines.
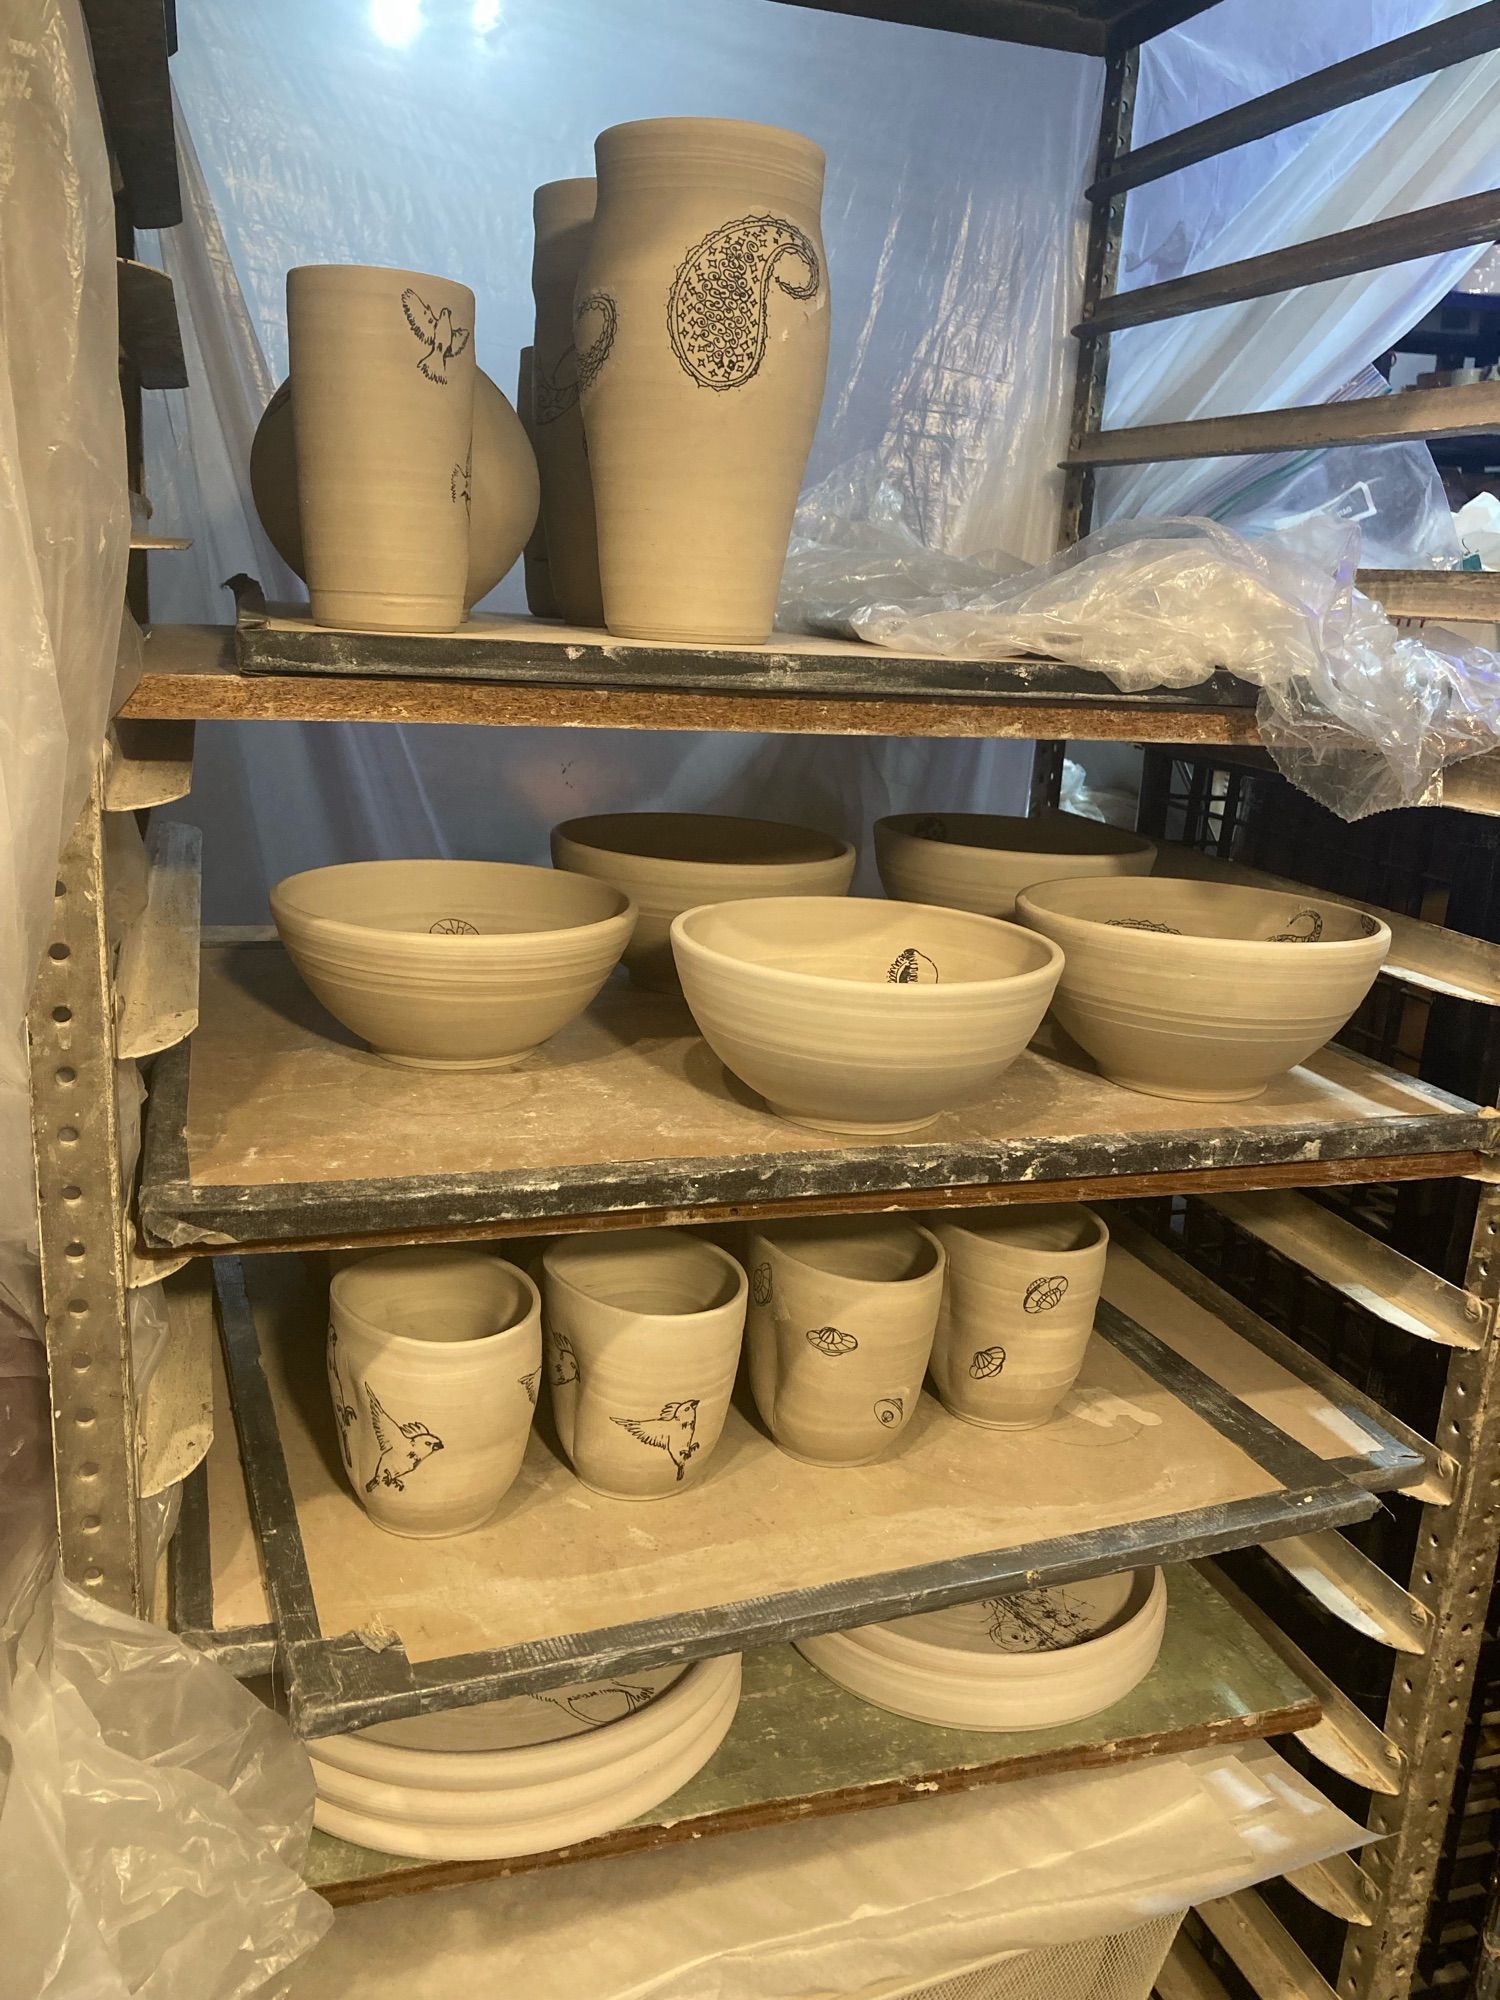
top-left (118, 619), bottom-right (1265, 745)
top-left (214, 1242), bottom-right (1406, 1737)
top-left (137, 943), bottom-right (1490, 1257)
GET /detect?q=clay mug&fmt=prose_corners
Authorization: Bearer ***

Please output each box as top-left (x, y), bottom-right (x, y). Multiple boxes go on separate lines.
top-left (746, 1219), bottom-right (944, 1466)
top-left (286, 264), bottom-right (476, 633)
top-left (541, 1230), bottom-right (746, 1500)
top-left (928, 1205), bottom-right (1109, 1429)
top-left (328, 1248), bottom-right (541, 1537)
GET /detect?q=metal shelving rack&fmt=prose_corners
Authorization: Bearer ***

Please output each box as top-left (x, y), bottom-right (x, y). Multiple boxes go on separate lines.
top-left (36, 5), bottom-right (1500, 1998)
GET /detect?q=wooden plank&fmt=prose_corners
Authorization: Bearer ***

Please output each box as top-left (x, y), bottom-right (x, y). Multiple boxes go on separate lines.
top-left (1358, 570), bottom-right (1500, 623)
top-left (301, 1574), bottom-right (1316, 1905)
top-left (138, 1263), bottom-right (213, 1498)
top-left (218, 1252), bottom-right (1372, 1736)
top-left (103, 719), bottom-right (195, 809)
top-left (1198, 1889), bottom-right (1341, 2000)
top-left (1262, 1529), bottom-right (1432, 1654)
top-left (1068, 381), bottom-right (1500, 467)
top-left (1079, 191), bottom-right (1500, 337)
top-left (113, 820), bottom-right (200, 1059)
top-left (1203, 1190), bottom-right (1485, 1351)
top-left (81, 0), bottom-right (180, 227)
top-left (136, 943), bottom-right (1489, 1255)
top-left (1090, 7), bottom-right (1500, 199)
top-left (116, 259), bottom-right (187, 390)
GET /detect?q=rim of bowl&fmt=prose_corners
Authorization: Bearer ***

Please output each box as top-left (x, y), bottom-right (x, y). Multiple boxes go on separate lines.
top-left (270, 859), bottom-right (634, 944)
top-left (671, 895), bottom-right (1064, 993)
top-left (331, 1251), bottom-right (540, 1352)
top-left (542, 1229), bottom-right (748, 1320)
top-left (934, 1202), bottom-right (1108, 1257)
top-left (877, 812), bottom-right (1155, 863)
top-left (1015, 878), bottom-right (1391, 955)
top-left (862, 1566), bottom-right (1165, 1670)
top-left (756, 1218), bottom-right (943, 1290)
top-left (553, 812), bottom-right (854, 872)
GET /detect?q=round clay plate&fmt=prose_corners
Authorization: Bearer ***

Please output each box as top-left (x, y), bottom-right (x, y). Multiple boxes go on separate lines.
top-left (355, 1663), bottom-right (687, 1753)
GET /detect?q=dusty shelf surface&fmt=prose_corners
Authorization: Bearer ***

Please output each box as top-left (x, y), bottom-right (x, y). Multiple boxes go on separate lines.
top-left (301, 1580), bottom-right (1319, 1907)
top-left (211, 1243), bottom-right (1389, 1735)
top-left (138, 944), bottom-right (1489, 1254)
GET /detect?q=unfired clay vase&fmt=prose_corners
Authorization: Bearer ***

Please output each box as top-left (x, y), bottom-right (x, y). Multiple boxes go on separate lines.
top-left (795, 1570), bottom-right (1166, 1730)
top-left (1015, 878), bottom-right (1391, 1101)
top-left (517, 346), bottom-right (559, 617)
top-left (269, 859), bottom-right (635, 1069)
top-left (876, 811), bottom-right (1157, 918)
top-left (541, 1230), bottom-right (747, 1499)
top-left (578, 118), bottom-right (830, 644)
top-left (531, 179), bottom-right (604, 626)
top-left (928, 1205), bottom-right (1109, 1429)
top-left (551, 812), bottom-right (855, 992)
top-left (671, 895), bottom-right (1063, 1135)
top-left (250, 369), bottom-right (539, 614)
top-left (308, 1652), bottom-right (741, 1859)
top-left (286, 264), bottom-right (476, 632)
top-left (746, 1218), bottom-right (944, 1466)
top-left (329, 1248), bottom-right (541, 1538)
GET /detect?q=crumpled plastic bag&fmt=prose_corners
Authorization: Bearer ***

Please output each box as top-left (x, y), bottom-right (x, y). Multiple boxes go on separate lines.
top-left (0, 1576), bottom-right (331, 2000)
top-left (779, 455), bottom-right (1500, 820)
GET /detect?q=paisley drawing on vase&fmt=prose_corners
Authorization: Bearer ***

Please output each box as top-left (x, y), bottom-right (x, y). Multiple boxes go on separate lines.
top-left (969, 1344), bottom-right (1007, 1380)
top-left (874, 1396), bottom-right (904, 1428)
top-left (888, 946), bottom-right (938, 985)
top-left (611, 1398), bottom-right (701, 1481)
top-left (519, 1366), bottom-right (541, 1408)
top-left (546, 1327), bottom-right (580, 1387)
top-left (327, 1328), bottom-right (357, 1474)
top-left (363, 1385), bottom-right (444, 1494)
top-left (534, 345), bottom-right (581, 425)
top-left (666, 213), bottom-right (821, 391)
top-left (401, 288), bottom-right (472, 385)
top-left (1024, 1274), bottom-right (1069, 1314)
top-left (573, 291), bottom-right (618, 393)
top-left (805, 1325), bottom-right (858, 1357)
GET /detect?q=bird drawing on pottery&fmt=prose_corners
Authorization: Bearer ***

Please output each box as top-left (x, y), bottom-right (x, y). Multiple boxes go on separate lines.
top-left (611, 1399), bottom-right (700, 1481)
top-left (969, 1345), bottom-right (1007, 1380)
top-left (518, 1366), bottom-right (541, 1408)
top-left (363, 1386), bottom-right (444, 1494)
top-left (668, 214), bottom-right (821, 391)
top-left (326, 1330), bottom-right (357, 1474)
top-left (888, 946), bottom-right (938, 984)
top-left (806, 1325), bottom-right (859, 1357)
top-left (401, 289), bottom-right (472, 385)
top-left (546, 1329), bottom-right (580, 1387)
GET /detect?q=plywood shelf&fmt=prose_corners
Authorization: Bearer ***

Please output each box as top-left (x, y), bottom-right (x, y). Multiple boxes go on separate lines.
top-left (137, 943), bottom-right (1490, 1257)
top-left (206, 1240), bottom-right (1411, 1737)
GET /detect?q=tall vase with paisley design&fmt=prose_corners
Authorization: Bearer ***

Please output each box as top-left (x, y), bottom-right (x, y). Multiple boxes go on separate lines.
top-left (530, 180), bottom-right (604, 627)
top-left (579, 119), bottom-right (829, 644)
top-left (287, 264), bottom-right (476, 633)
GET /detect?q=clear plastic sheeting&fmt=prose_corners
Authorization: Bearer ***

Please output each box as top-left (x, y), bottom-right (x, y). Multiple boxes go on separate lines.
top-left (287, 1741), bottom-right (1367, 2000)
top-left (0, 1581), bottom-right (331, 2000)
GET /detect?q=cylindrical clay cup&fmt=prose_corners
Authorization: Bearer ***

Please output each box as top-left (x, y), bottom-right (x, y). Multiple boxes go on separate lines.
top-left (287, 264), bottom-right (476, 632)
top-left (578, 119), bottom-right (830, 644)
top-left (542, 1230), bottom-right (746, 1499)
top-left (531, 179), bottom-right (604, 626)
top-left (929, 1206), bottom-right (1109, 1429)
top-left (747, 1219), bottom-right (944, 1467)
top-left (329, 1248), bottom-right (541, 1537)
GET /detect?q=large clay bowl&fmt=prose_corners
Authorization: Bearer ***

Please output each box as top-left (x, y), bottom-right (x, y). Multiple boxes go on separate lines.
top-left (876, 811), bottom-right (1156, 918)
top-left (552, 812), bottom-right (855, 991)
top-left (270, 859), bottom-right (635, 1069)
top-left (1015, 878), bottom-right (1390, 1101)
top-left (670, 895), bottom-right (1062, 1136)
top-left (795, 1570), bottom-right (1165, 1730)
top-left (250, 370), bottom-right (540, 610)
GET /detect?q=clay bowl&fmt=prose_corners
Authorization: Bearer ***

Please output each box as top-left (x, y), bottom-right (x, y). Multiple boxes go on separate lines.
top-left (552, 812), bottom-right (855, 991)
top-left (1015, 878), bottom-right (1390, 1101)
top-left (250, 369), bottom-right (540, 610)
top-left (670, 895), bottom-right (1063, 1136)
top-left (875, 810), bottom-right (1156, 917)
top-left (270, 859), bottom-right (635, 1069)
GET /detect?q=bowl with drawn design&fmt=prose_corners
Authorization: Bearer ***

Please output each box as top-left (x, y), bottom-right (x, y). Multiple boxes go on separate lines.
top-left (876, 810), bottom-right (1155, 917)
top-left (270, 859), bottom-right (635, 1069)
top-left (670, 895), bottom-right (1062, 1136)
top-left (1015, 877), bottom-right (1389, 1101)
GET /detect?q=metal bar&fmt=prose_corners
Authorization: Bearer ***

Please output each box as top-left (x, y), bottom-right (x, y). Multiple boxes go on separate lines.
top-left (1202, 1191), bottom-right (1484, 1353)
top-left (1263, 1529), bottom-right (1432, 1654)
top-left (1200, 1889), bottom-right (1341, 2000)
top-left (768, 0), bottom-right (1116, 55)
top-left (1078, 190), bottom-right (1500, 338)
top-left (1059, 47), bottom-right (1137, 548)
top-left (1027, 740), bottom-right (1066, 814)
top-left (1199, 1562), bottom-right (1405, 1794)
top-left (1068, 381), bottom-right (1500, 467)
top-left (1091, 6), bottom-right (1500, 199)
top-left (27, 776), bottom-right (140, 1613)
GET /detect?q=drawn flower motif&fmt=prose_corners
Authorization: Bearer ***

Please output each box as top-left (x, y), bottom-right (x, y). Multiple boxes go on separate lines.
top-left (806, 1325), bottom-right (858, 1357)
top-left (874, 1397), bottom-right (904, 1427)
top-left (1024, 1275), bottom-right (1069, 1314)
top-left (429, 916), bottom-right (479, 934)
top-left (969, 1345), bottom-right (1008, 1380)
top-left (751, 1262), bottom-right (772, 1307)
top-left (888, 946), bottom-right (939, 984)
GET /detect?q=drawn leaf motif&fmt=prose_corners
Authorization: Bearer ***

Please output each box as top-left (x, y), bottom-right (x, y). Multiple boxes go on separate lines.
top-left (1106, 918), bottom-right (1180, 933)
top-left (888, 946), bottom-right (938, 984)
top-left (874, 1396), bottom-right (904, 1427)
top-left (667, 213), bottom-right (821, 392)
top-left (1024, 1275), bottom-right (1069, 1314)
top-left (969, 1345), bottom-right (1008, 1380)
top-left (751, 1262), bottom-right (772, 1307)
top-left (806, 1325), bottom-right (858, 1357)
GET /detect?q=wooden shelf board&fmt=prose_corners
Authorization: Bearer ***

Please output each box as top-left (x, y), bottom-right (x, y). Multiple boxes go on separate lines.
top-left (302, 1577), bottom-right (1319, 1907)
top-left (121, 620), bottom-right (1264, 745)
top-left (138, 944), bottom-right (1490, 1256)
top-left (212, 1244), bottom-right (1386, 1736)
